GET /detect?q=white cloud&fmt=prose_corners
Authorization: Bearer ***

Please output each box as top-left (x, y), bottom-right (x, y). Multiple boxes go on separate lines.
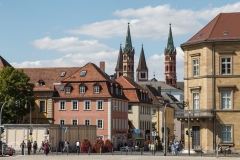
top-left (66, 2), bottom-right (240, 39)
top-left (32, 37), bottom-right (115, 53)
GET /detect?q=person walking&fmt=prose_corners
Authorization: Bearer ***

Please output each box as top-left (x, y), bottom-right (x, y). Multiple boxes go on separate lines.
top-left (27, 140), bottom-right (32, 155)
top-left (20, 141), bottom-right (26, 155)
top-left (39, 141), bottom-right (44, 152)
top-left (76, 140), bottom-right (80, 153)
top-left (174, 141), bottom-right (179, 156)
top-left (33, 141), bottom-right (37, 154)
top-left (171, 143), bottom-right (175, 155)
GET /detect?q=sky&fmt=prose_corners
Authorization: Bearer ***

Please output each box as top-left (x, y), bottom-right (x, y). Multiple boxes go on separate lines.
top-left (1, 0), bottom-right (240, 82)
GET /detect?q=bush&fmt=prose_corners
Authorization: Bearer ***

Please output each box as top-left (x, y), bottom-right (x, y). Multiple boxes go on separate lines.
top-left (104, 139), bottom-right (114, 152)
top-left (93, 138), bottom-right (104, 153)
top-left (81, 138), bottom-right (91, 153)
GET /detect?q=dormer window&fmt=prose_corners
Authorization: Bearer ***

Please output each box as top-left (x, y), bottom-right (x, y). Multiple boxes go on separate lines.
top-left (94, 86), bottom-right (100, 93)
top-left (223, 31), bottom-right (228, 35)
top-left (38, 80), bottom-right (45, 86)
top-left (65, 86), bottom-right (71, 94)
top-left (80, 86), bottom-right (85, 93)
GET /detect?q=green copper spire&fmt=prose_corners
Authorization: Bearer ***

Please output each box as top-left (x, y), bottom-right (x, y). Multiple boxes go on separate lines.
top-left (124, 23), bottom-right (133, 53)
top-left (166, 23), bottom-right (175, 53)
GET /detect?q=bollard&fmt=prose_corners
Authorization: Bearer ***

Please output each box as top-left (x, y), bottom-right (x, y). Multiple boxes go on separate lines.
top-left (141, 148), bottom-right (143, 155)
top-left (100, 147), bottom-right (102, 155)
top-left (126, 149), bottom-right (127, 155)
top-left (131, 148), bottom-right (132, 154)
top-left (201, 149), bottom-right (202, 156)
top-left (154, 149), bottom-right (156, 156)
top-left (121, 148), bottom-right (122, 154)
top-left (67, 147), bottom-right (68, 155)
top-left (56, 147), bottom-right (58, 155)
top-left (111, 147), bottom-right (114, 155)
top-left (88, 147), bottom-right (90, 155)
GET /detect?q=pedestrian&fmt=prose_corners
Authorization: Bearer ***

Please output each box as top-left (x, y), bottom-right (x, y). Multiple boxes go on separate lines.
top-left (27, 140), bottom-right (32, 155)
top-left (174, 141), bottom-right (179, 156)
top-left (33, 141), bottom-right (37, 154)
top-left (20, 140), bottom-right (25, 155)
top-left (63, 140), bottom-right (67, 152)
top-left (45, 144), bottom-right (50, 156)
top-left (76, 140), bottom-right (80, 153)
top-left (171, 143), bottom-right (175, 155)
top-left (39, 141), bottom-right (44, 152)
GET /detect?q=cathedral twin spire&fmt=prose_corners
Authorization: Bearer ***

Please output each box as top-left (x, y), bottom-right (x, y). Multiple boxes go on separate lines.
top-left (115, 23), bottom-right (176, 84)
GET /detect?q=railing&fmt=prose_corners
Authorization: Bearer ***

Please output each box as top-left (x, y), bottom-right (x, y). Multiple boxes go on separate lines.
top-left (174, 109), bottom-right (213, 118)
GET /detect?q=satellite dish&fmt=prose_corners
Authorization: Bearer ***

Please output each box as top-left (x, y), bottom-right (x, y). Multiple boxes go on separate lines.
top-left (134, 129), bottom-right (140, 134)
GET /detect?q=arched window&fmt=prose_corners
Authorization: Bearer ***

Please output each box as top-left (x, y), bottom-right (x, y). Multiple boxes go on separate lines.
top-left (170, 56), bottom-right (172, 61)
top-left (127, 65), bottom-right (130, 71)
top-left (170, 66), bottom-right (172, 71)
top-left (128, 56), bottom-right (130, 60)
top-left (124, 65), bottom-right (126, 71)
top-left (124, 56), bottom-right (127, 60)
top-left (141, 73), bottom-right (145, 78)
top-left (170, 79), bottom-right (172, 84)
top-left (166, 66), bottom-right (168, 71)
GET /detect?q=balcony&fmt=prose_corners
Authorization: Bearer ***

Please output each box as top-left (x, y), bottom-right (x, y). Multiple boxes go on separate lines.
top-left (174, 109), bottom-right (214, 118)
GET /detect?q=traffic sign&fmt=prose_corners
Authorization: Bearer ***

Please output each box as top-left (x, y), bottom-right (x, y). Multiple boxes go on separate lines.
top-left (134, 129), bottom-right (140, 134)
top-left (152, 131), bottom-right (156, 136)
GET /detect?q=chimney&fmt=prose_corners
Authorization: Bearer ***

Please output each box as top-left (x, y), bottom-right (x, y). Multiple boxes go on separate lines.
top-left (100, 61), bottom-right (105, 72)
top-left (158, 86), bottom-right (161, 96)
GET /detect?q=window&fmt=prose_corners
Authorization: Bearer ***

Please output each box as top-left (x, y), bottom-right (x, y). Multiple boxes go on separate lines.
top-left (113, 119), bottom-right (115, 129)
top-left (84, 100), bottom-right (91, 110)
top-left (85, 119), bottom-right (90, 125)
top-left (71, 100), bottom-right (78, 110)
top-left (152, 108), bottom-right (156, 115)
top-left (39, 101), bottom-right (46, 112)
top-left (116, 119), bottom-right (118, 129)
top-left (97, 119), bottom-right (103, 129)
top-left (193, 59), bottom-right (199, 76)
top-left (221, 58), bottom-right (231, 75)
top-left (221, 92), bottom-right (231, 109)
top-left (96, 100), bottom-right (104, 110)
top-left (80, 70), bottom-right (87, 77)
top-left (116, 88), bottom-right (118, 95)
top-left (140, 72), bottom-right (146, 78)
top-left (193, 93), bottom-right (199, 116)
top-left (65, 87), bottom-right (71, 94)
top-left (116, 101), bottom-right (118, 111)
top-left (80, 86), bottom-right (85, 93)
top-left (61, 72), bottom-right (66, 77)
top-left (222, 125), bottom-right (232, 142)
top-left (110, 86), bottom-right (113, 94)
top-left (60, 119), bottom-right (65, 125)
top-left (59, 101), bottom-right (66, 110)
top-left (72, 119), bottom-right (78, 125)
top-left (94, 86), bottom-right (100, 93)
top-left (60, 86), bottom-right (64, 91)
top-left (119, 119), bottom-right (121, 130)
top-left (120, 88), bottom-right (122, 95)
top-left (128, 105), bottom-right (132, 112)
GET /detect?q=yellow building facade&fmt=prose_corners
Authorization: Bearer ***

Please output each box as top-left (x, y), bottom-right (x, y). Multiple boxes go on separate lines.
top-left (178, 12), bottom-right (240, 153)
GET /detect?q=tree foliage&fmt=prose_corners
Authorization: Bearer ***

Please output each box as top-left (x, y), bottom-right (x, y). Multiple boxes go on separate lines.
top-left (0, 66), bottom-right (34, 124)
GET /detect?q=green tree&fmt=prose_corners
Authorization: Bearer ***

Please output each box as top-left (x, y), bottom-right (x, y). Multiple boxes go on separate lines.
top-left (0, 66), bottom-right (34, 124)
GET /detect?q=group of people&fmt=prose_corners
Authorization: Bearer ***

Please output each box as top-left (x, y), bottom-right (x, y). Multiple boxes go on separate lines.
top-left (20, 140), bottom-right (51, 155)
top-left (169, 141), bottom-right (182, 156)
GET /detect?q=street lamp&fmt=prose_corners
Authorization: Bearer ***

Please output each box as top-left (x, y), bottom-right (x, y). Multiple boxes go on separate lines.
top-left (0, 99), bottom-right (20, 142)
top-left (25, 100), bottom-right (32, 135)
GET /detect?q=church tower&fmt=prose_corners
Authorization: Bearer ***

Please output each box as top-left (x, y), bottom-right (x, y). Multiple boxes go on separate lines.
top-left (123, 23), bottom-right (135, 79)
top-left (136, 44), bottom-right (148, 81)
top-left (164, 24), bottom-right (177, 87)
top-left (115, 44), bottom-right (123, 78)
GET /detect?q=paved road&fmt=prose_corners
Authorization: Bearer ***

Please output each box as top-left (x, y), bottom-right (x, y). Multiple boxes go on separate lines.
top-left (1, 155), bottom-right (236, 160)
top-left (1, 151), bottom-right (238, 160)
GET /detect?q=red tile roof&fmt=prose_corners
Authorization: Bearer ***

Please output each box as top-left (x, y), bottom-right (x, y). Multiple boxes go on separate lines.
top-left (182, 12), bottom-right (240, 46)
top-left (115, 76), bottom-right (151, 103)
top-left (19, 67), bottom-right (80, 91)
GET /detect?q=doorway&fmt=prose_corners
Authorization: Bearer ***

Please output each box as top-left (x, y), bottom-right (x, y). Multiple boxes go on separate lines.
top-left (192, 126), bottom-right (200, 150)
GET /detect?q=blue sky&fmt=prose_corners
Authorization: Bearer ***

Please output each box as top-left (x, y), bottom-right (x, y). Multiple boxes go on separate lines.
top-left (1, 0), bottom-right (240, 81)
